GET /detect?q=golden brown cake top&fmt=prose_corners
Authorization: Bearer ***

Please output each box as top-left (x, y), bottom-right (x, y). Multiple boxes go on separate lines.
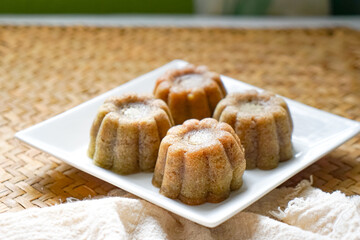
top-left (163, 118), bottom-right (242, 151)
top-left (101, 93), bottom-right (174, 124)
top-left (154, 65), bottom-right (223, 92)
top-left (213, 90), bottom-right (293, 134)
top-left (218, 90), bottom-right (289, 115)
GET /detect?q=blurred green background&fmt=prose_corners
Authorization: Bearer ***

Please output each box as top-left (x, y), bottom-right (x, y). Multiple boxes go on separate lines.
top-left (0, 0), bottom-right (358, 15)
top-left (0, 0), bottom-right (193, 14)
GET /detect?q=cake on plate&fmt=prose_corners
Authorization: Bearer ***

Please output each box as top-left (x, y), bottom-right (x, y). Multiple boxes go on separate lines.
top-left (213, 90), bottom-right (293, 169)
top-left (88, 93), bottom-right (174, 174)
top-left (152, 118), bottom-right (246, 205)
top-left (153, 65), bottom-right (226, 125)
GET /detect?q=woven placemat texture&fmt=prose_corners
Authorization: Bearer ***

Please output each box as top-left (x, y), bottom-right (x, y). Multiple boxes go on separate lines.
top-left (0, 26), bottom-right (359, 213)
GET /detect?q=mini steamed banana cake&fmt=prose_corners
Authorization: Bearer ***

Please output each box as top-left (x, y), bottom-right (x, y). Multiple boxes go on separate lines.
top-left (88, 93), bottom-right (174, 174)
top-left (152, 118), bottom-right (246, 205)
top-left (153, 65), bottom-right (227, 125)
top-left (214, 90), bottom-right (293, 170)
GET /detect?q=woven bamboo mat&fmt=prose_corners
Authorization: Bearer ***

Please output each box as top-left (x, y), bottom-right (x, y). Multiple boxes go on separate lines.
top-left (0, 26), bottom-right (359, 213)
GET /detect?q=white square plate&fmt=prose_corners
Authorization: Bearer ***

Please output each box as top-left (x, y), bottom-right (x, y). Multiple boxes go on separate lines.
top-left (15, 60), bottom-right (360, 228)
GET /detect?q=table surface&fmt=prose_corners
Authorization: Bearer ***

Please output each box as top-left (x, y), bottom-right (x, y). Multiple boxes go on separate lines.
top-left (0, 21), bottom-right (359, 214)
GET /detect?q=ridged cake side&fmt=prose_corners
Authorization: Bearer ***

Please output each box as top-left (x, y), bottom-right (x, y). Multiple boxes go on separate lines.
top-left (153, 65), bottom-right (227, 125)
top-left (88, 94), bottom-right (174, 175)
top-left (152, 118), bottom-right (245, 205)
top-left (213, 90), bottom-right (293, 170)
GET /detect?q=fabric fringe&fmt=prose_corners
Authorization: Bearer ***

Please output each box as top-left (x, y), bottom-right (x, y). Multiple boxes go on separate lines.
top-left (270, 175), bottom-right (313, 220)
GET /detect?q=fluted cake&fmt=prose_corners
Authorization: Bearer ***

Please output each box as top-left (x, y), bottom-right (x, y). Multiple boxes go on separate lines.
top-left (88, 93), bottom-right (174, 174)
top-left (214, 90), bottom-right (293, 170)
top-left (153, 65), bottom-right (226, 125)
top-left (152, 118), bottom-right (246, 205)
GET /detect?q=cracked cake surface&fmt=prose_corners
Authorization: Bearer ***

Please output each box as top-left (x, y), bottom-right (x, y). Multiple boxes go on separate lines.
top-left (153, 65), bottom-right (226, 125)
top-left (152, 118), bottom-right (246, 205)
top-left (88, 93), bottom-right (174, 175)
top-left (214, 90), bottom-right (293, 170)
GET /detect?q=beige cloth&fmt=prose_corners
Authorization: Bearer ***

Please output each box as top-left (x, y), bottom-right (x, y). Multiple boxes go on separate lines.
top-left (0, 179), bottom-right (359, 240)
